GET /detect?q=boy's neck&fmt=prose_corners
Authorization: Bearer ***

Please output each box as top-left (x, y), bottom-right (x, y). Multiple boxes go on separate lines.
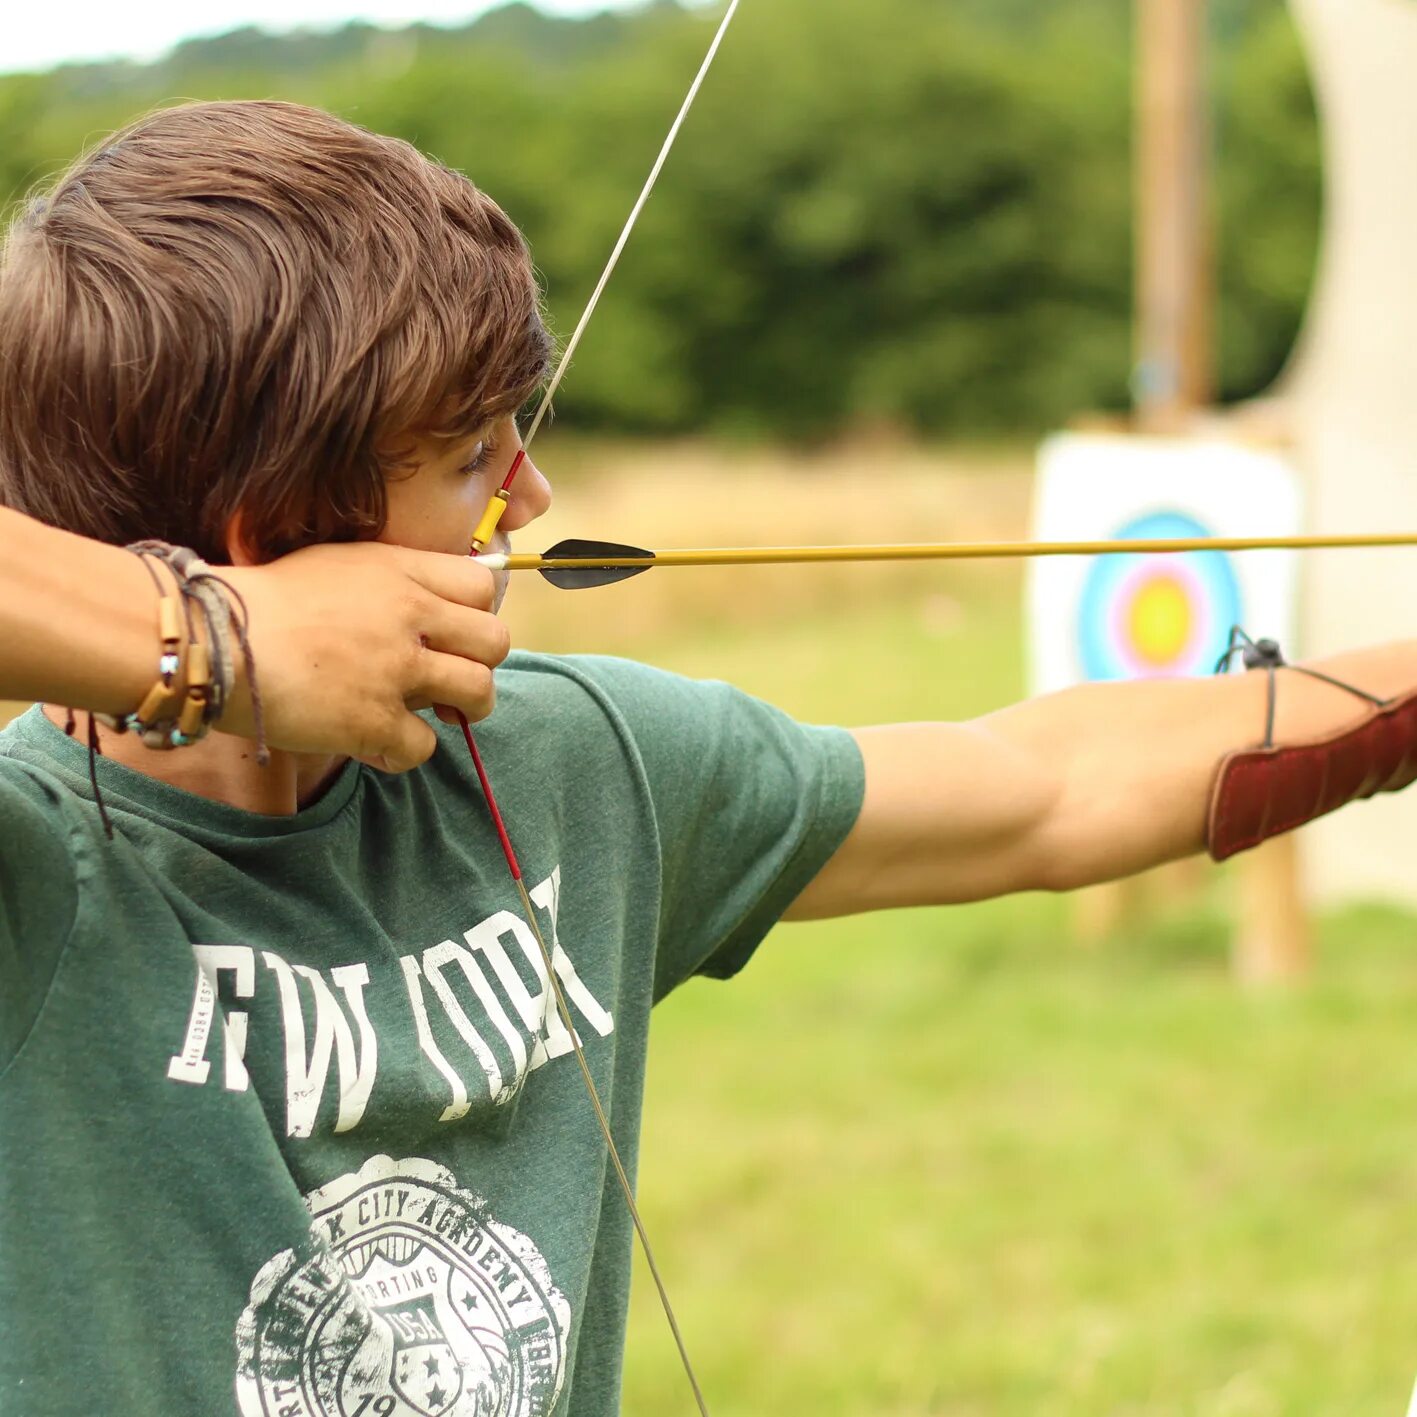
top-left (40, 706), bottom-right (344, 816)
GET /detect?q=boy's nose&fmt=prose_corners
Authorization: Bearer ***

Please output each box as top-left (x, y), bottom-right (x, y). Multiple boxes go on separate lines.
top-left (501, 450), bottom-right (552, 530)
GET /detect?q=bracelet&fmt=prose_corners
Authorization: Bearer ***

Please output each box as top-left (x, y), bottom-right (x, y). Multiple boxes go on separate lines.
top-left (93, 541), bottom-right (266, 760)
top-left (95, 553), bottom-right (210, 748)
top-left (64, 539), bottom-right (268, 841)
top-left (96, 555), bottom-right (196, 747)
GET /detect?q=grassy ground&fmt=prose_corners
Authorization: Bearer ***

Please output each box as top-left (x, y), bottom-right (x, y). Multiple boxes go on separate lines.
top-left (502, 444), bottom-right (1417, 1416)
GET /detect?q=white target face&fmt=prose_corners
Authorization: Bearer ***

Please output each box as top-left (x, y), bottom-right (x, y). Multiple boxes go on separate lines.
top-left (1028, 434), bottom-right (1302, 697)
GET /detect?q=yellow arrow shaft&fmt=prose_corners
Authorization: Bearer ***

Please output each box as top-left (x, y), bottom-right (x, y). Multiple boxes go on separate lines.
top-left (506, 530), bottom-right (1417, 572)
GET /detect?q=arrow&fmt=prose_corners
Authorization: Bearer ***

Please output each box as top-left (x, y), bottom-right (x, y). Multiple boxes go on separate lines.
top-left (480, 530), bottom-right (1417, 589)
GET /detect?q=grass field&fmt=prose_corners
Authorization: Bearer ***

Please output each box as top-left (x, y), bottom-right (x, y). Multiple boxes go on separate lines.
top-left (505, 444), bottom-right (1417, 1416)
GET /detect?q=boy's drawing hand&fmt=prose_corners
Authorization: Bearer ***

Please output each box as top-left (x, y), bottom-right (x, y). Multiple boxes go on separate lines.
top-left (223, 542), bottom-right (510, 771)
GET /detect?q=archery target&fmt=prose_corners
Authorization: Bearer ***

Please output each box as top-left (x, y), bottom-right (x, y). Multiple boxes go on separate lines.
top-left (1028, 434), bottom-right (1302, 697)
top-left (1076, 511), bottom-right (1243, 681)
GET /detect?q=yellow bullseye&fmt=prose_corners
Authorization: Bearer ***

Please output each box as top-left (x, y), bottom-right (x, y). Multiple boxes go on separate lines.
top-left (1126, 574), bottom-right (1193, 666)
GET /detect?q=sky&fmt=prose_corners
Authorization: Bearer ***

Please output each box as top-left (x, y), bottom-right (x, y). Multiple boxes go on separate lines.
top-left (2, 1), bottom-right (645, 76)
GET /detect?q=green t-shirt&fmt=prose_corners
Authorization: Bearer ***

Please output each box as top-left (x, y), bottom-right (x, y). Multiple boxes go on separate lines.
top-left (0, 652), bottom-right (863, 1417)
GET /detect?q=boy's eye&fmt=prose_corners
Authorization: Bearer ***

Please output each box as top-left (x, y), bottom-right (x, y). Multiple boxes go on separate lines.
top-left (460, 437), bottom-right (498, 475)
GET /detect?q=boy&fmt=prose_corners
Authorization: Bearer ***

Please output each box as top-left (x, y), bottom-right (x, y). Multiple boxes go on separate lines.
top-left (1, 101), bottom-right (1413, 1416)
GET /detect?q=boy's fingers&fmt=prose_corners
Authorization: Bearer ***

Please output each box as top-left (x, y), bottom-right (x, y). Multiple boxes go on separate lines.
top-left (219, 543), bottom-right (509, 763)
top-left (416, 653), bottom-right (498, 723)
top-left (358, 711), bottom-right (438, 774)
top-left (423, 600), bottom-right (512, 672)
top-left (394, 547), bottom-right (497, 610)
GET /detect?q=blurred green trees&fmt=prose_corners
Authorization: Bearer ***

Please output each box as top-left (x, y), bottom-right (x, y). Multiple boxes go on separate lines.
top-left (0, 0), bottom-right (1321, 438)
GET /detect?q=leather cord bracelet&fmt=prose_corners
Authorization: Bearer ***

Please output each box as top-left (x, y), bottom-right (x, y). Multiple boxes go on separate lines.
top-left (94, 552), bottom-right (208, 749)
top-left (140, 543), bottom-right (266, 764)
top-left (66, 539), bottom-right (269, 838)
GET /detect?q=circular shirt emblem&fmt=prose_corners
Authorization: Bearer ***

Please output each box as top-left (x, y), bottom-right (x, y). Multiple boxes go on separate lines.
top-left (236, 1155), bottom-right (571, 1417)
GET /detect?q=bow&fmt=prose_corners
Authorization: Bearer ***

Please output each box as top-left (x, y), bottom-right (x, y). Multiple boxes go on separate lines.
top-left (456, 7), bottom-right (743, 1414)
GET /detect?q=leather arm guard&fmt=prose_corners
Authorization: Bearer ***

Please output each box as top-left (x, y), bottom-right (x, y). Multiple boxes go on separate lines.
top-left (1206, 635), bottom-right (1417, 862)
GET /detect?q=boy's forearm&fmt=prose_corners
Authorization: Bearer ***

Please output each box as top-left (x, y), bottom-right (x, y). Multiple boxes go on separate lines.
top-left (0, 506), bottom-right (157, 715)
top-left (1001, 640), bottom-right (1417, 891)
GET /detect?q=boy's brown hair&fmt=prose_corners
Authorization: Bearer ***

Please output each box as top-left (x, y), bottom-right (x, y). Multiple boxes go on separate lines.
top-left (0, 100), bottom-right (551, 563)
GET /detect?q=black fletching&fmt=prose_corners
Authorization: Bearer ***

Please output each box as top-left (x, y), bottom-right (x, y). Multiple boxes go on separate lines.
top-left (538, 538), bottom-right (657, 590)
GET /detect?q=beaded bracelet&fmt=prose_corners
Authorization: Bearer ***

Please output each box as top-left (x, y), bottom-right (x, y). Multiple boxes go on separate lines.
top-left (95, 551), bottom-right (216, 749)
top-left (67, 540), bottom-right (268, 839)
top-left (93, 541), bottom-right (266, 760)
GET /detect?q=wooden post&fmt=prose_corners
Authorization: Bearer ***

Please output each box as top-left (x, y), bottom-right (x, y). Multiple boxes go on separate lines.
top-left (1134, 0), bottom-right (1212, 427)
top-left (1075, 0), bottom-right (1217, 946)
top-left (1072, 3), bottom-right (1308, 978)
top-left (1233, 834), bottom-right (1310, 982)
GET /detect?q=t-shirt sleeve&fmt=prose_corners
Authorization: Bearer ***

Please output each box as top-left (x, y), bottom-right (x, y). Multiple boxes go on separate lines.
top-left (0, 764), bottom-right (80, 1070)
top-left (555, 656), bottom-right (865, 998)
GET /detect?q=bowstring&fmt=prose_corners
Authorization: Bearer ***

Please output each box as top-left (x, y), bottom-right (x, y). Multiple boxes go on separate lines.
top-left (521, 0), bottom-right (742, 452)
top-left (467, 5), bottom-right (744, 1412)
top-left (460, 724), bottom-right (712, 1414)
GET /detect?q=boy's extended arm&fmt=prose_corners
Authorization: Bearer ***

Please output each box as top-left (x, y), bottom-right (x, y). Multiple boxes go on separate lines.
top-left (788, 641), bottom-right (1417, 919)
top-left (0, 506), bottom-right (509, 770)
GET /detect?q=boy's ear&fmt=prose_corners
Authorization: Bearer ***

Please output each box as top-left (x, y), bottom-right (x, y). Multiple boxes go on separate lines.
top-left (222, 508), bottom-right (260, 567)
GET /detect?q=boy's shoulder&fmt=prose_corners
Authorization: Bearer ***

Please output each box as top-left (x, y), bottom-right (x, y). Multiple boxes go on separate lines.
top-left (482, 650), bottom-right (737, 743)
top-left (0, 708), bottom-right (90, 815)
top-left (494, 649), bottom-right (740, 722)
top-left (496, 649), bottom-right (700, 695)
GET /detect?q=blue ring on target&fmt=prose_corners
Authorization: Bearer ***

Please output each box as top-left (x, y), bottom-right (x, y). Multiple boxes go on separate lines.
top-left (1077, 510), bottom-right (1243, 682)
